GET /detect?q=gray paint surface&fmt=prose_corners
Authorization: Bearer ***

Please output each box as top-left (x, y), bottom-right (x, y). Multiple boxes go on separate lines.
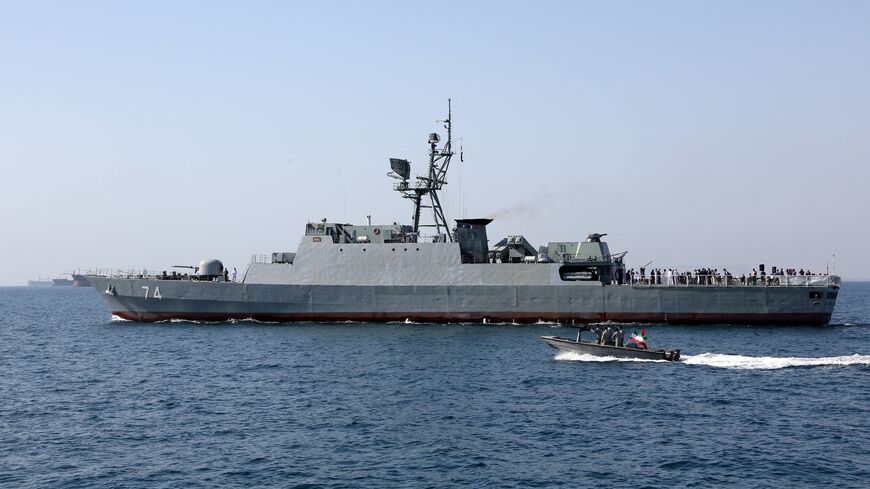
top-left (88, 234), bottom-right (839, 324)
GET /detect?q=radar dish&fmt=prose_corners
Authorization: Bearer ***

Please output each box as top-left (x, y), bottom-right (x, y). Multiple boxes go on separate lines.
top-left (389, 158), bottom-right (411, 180)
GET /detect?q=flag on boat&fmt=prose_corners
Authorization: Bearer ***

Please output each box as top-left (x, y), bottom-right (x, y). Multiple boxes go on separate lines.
top-left (629, 329), bottom-right (647, 349)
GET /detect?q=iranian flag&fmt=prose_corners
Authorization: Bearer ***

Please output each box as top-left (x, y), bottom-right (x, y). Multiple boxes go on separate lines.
top-left (630, 329), bottom-right (647, 349)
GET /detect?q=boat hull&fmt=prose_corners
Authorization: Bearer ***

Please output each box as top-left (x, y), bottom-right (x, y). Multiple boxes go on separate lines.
top-left (542, 336), bottom-right (681, 361)
top-left (87, 276), bottom-right (837, 325)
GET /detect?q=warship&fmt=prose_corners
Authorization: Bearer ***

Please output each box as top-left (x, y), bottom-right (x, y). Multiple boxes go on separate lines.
top-left (87, 101), bottom-right (840, 325)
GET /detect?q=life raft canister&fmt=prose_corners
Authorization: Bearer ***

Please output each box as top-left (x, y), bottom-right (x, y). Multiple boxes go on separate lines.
top-left (373, 228), bottom-right (381, 235)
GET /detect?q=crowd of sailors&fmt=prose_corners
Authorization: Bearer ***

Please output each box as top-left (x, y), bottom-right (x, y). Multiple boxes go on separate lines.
top-left (587, 325), bottom-right (648, 350)
top-left (590, 325), bottom-right (626, 347)
top-left (618, 266), bottom-right (820, 286)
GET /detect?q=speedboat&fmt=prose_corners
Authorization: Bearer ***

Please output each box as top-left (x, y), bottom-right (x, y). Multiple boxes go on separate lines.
top-left (542, 328), bottom-right (681, 362)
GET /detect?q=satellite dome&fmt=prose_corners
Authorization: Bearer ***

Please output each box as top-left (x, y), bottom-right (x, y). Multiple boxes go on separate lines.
top-left (196, 259), bottom-right (224, 277)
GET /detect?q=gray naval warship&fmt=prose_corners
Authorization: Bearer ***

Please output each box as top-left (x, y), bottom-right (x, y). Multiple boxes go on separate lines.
top-left (88, 101), bottom-right (841, 325)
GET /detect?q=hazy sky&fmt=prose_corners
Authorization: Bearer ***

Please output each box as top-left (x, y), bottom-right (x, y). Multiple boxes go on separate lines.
top-left (2, 1), bottom-right (868, 285)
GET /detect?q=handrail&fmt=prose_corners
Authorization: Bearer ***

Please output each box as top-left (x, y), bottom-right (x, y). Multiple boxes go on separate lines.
top-left (622, 274), bottom-right (841, 287)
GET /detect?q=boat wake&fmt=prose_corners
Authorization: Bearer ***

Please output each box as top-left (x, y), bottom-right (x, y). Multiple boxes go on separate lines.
top-left (588, 320), bottom-right (645, 327)
top-left (554, 351), bottom-right (669, 363)
top-left (535, 320), bottom-right (561, 326)
top-left (150, 318), bottom-right (282, 325)
top-left (554, 351), bottom-right (870, 369)
top-left (228, 318), bottom-right (281, 325)
top-left (682, 353), bottom-right (870, 370)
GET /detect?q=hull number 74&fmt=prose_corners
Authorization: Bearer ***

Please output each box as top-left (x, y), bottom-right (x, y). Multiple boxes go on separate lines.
top-left (141, 286), bottom-right (162, 300)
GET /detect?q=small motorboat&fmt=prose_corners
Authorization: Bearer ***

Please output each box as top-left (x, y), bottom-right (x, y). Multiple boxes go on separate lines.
top-left (542, 328), bottom-right (681, 362)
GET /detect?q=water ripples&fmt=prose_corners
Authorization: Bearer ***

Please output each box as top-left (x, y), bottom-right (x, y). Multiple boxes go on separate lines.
top-left (1, 284), bottom-right (869, 487)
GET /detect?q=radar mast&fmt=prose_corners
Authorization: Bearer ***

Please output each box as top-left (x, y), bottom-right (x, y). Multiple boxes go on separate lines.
top-left (388, 99), bottom-right (456, 241)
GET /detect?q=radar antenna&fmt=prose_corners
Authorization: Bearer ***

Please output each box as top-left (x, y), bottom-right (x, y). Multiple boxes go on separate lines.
top-left (387, 99), bottom-right (456, 241)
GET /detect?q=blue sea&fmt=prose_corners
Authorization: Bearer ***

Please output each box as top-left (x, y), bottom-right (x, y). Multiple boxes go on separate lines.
top-left (1, 284), bottom-right (869, 488)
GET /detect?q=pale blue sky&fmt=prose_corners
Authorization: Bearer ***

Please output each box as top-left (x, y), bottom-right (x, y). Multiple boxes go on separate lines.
top-left (1, 1), bottom-right (868, 284)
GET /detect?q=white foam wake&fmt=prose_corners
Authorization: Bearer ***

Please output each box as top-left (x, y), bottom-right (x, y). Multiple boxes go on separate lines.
top-left (553, 351), bottom-right (870, 369)
top-left (554, 351), bottom-right (669, 363)
top-left (682, 353), bottom-right (870, 370)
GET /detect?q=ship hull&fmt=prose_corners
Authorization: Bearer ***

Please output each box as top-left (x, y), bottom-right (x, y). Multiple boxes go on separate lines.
top-left (87, 277), bottom-right (837, 325)
top-left (72, 274), bottom-right (92, 287)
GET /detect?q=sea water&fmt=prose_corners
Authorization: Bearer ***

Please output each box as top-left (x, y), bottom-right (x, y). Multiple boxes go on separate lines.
top-left (1, 283), bottom-right (868, 488)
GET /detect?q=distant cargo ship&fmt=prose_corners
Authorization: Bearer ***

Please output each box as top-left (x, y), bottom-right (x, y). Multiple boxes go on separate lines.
top-left (51, 277), bottom-right (74, 286)
top-left (71, 273), bottom-right (92, 287)
top-left (88, 102), bottom-right (840, 325)
top-left (27, 279), bottom-right (52, 287)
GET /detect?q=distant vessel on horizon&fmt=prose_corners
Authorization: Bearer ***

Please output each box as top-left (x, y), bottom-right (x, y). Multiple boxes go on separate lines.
top-left (71, 273), bottom-right (92, 287)
top-left (51, 276), bottom-right (74, 286)
top-left (27, 273), bottom-right (91, 287)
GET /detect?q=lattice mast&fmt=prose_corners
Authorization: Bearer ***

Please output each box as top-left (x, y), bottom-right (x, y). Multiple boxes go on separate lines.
top-left (388, 99), bottom-right (456, 241)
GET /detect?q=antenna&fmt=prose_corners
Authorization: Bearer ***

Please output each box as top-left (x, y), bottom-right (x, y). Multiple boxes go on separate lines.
top-left (388, 99), bottom-right (457, 241)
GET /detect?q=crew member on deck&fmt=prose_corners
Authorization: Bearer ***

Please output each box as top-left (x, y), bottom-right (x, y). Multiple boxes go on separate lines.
top-left (591, 326), bottom-right (602, 344)
top-left (601, 326), bottom-right (613, 345)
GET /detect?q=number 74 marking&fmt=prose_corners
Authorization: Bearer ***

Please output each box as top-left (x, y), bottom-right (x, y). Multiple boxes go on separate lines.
top-left (141, 286), bottom-right (162, 300)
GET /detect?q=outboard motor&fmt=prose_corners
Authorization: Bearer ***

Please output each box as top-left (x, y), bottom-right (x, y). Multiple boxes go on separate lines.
top-left (195, 259), bottom-right (224, 281)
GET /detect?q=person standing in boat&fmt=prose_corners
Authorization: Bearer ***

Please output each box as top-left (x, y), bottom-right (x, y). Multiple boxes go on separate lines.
top-left (615, 326), bottom-right (625, 347)
top-left (626, 329), bottom-right (648, 350)
top-left (601, 326), bottom-right (613, 345)
top-left (590, 325), bottom-right (602, 344)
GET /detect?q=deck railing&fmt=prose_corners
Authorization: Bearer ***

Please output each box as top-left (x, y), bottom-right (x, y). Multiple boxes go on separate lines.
top-left (87, 268), bottom-right (174, 279)
top-left (624, 274), bottom-right (840, 287)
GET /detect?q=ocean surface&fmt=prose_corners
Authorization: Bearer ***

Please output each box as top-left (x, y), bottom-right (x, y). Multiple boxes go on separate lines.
top-left (1, 283), bottom-right (869, 488)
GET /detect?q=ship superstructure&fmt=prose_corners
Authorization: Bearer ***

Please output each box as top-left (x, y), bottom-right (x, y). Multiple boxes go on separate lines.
top-left (87, 103), bottom-right (840, 325)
